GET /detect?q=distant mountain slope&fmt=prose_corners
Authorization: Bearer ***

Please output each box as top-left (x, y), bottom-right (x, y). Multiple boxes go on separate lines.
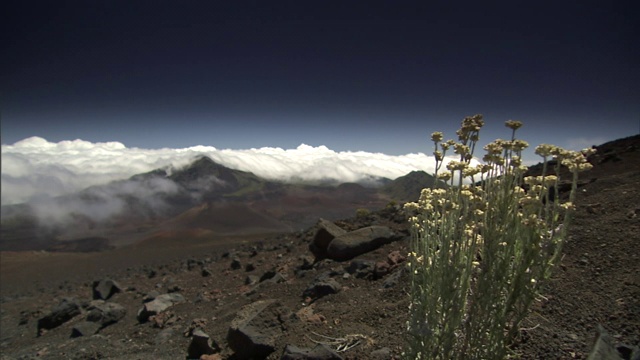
top-left (169, 156), bottom-right (268, 196)
top-left (0, 156), bottom-right (390, 250)
top-left (381, 170), bottom-right (442, 202)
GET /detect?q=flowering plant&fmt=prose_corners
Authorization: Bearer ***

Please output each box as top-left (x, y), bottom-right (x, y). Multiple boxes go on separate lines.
top-left (404, 115), bottom-right (594, 359)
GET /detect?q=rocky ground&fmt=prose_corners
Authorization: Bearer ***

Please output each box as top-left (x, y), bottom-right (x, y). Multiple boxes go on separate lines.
top-left (1, 135), bottom-right (639, 360)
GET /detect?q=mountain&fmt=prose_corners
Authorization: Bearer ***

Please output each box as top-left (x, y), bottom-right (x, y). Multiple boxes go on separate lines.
top-left (0, 156), bottom-right (392, 251)
top-left (380, 170), bottom-right (443, 202)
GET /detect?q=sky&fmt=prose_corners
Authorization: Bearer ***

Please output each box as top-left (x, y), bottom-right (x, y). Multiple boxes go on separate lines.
top-left (1, 1), bottom-right (639, 205)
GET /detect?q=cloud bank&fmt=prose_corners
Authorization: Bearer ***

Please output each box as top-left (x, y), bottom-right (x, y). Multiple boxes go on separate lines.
top-left (1, 137), bottom-right (476, 206)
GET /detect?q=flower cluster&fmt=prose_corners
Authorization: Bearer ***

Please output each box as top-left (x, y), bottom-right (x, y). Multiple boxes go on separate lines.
top-left (405, 117), bottom-right (594, 360)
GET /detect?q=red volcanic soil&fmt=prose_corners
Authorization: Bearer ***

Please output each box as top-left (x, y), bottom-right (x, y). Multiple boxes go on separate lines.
top-left (0, 135), bottom-right (638, 359)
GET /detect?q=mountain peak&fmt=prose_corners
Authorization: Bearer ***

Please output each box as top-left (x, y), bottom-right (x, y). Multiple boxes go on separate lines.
top-left (382, 170), bottom-right (442, 202)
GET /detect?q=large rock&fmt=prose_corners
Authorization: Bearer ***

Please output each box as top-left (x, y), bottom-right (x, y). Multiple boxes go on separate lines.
top-left (86, 300), bottom-right (126, 327)
top-left (281, 344), bottom-right (344, 360)
top-left (326, 226), bottom-right (398, 261)
top-left (137, 293), bottom-right (185, 323)
top-left (227, 299), bottom-right (293, 359)
top-left (37, 298), bottom-right (81, 335)
top-left (187, 329), bottom-right (220, 359)
top-left (310, 219), bottom-right (347, 259)
top-left (92, 278), bottom-right (123, 300)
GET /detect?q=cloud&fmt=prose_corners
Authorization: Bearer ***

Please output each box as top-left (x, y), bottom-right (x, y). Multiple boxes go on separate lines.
top-left (27, 175), bottom-right (182, 227)
top-left (1, 136), bottom-right (477, 206)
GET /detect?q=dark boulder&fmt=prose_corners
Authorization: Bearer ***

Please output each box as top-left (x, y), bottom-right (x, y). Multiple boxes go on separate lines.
top-left (37, 298), bottom-right (81, 335)
top-left (187, 328), bottom-right (220, 359)
top-left (227, 299), bottom-right (293, 359)
top-left (86, 300), bottom-right (126, 328)
top-left (310, 219), bottom-right (346, 260)
top-left (92, 278), bottom-right (123, 300)
top-left (326, 226), bottom-right (399, 261)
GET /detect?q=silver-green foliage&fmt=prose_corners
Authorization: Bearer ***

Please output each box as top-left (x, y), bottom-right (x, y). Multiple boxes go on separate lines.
top-left (404, 116), bottom-right (593, 359)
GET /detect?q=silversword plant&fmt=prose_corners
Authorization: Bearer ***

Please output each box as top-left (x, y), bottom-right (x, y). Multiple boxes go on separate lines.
top-left (404, 115), bottom-right (594, 359)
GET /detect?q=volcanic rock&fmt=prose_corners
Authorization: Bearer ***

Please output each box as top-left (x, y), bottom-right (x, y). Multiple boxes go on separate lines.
top-left (230, 257), bottom-right (242, 270)
top-left (381, 267), bottom-right (405, 289)
top-left (310, 218), bottom-right (347, 259)
top-left (92, 278), bottom-right (123, 300)
top-left (587, 325), bottom-right (640, 360)
top-left (370, 347), bottom-right (393, 360)
top-left (86, 300), bottom-right (126, 327)
top-left (201, 268), bottom-right (213, 277)
top-left (143, 290), bottom-right (160, 302)
top-left (326, 226), bottom-right (398, 261)
top-left (70, 321), bottom-right (101, 338)
top-left (303, 278), bottom-right (341, 300)
top-left (187, 328), bottom-right (220, 359)
top-left (387, 250), bottom-right (406, 266)
top-left (260, 269), bottom-right (287, 284)
top-left (37, 297), bottom-right (81, 335)
top-left (345, 259), bottom-right (375, 279)
top-left (227, 299), bottom-right (293, 359)
top-left (137, 293), bottom-right (185, 323)
top-left (245, 275), bottom-right (260, 286)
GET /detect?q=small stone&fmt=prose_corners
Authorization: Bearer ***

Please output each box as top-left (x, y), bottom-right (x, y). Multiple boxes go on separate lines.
top-left (281, 344), bottom-right (343, 360)
top-left (245, 275), bottom-right (260, 286)
top-left (303, 278), bottom-right (341, 299)
top-left (230, 257), bottom-right (242, 270)
top-left (155, 328), bottom-right (175, 346)
top-left (144, 290), bottom-right (160, 302)
top-left (370, 347), bottom-right (393, 360)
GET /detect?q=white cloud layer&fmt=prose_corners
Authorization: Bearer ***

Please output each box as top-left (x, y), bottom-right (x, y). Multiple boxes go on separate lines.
top-left (1, 137), bottom-right (476, 206)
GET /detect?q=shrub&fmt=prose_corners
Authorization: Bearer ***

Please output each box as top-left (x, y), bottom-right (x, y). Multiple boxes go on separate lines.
top-left (404, 115), bottom-right (593, 359)
top-left (355, 208), bottom-right (371, 218)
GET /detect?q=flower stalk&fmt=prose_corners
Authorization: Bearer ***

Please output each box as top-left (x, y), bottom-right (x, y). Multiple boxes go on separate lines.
top-left (404, 116), bottom-right (593, 359)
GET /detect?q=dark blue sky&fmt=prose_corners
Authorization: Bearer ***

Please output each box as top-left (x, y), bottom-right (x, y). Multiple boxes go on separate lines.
top-left (2, 1), bottom-right (638, 156)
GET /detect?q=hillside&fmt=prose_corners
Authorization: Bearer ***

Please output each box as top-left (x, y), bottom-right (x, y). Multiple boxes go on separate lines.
top-left (0, 135), bottom-right (638, 359)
